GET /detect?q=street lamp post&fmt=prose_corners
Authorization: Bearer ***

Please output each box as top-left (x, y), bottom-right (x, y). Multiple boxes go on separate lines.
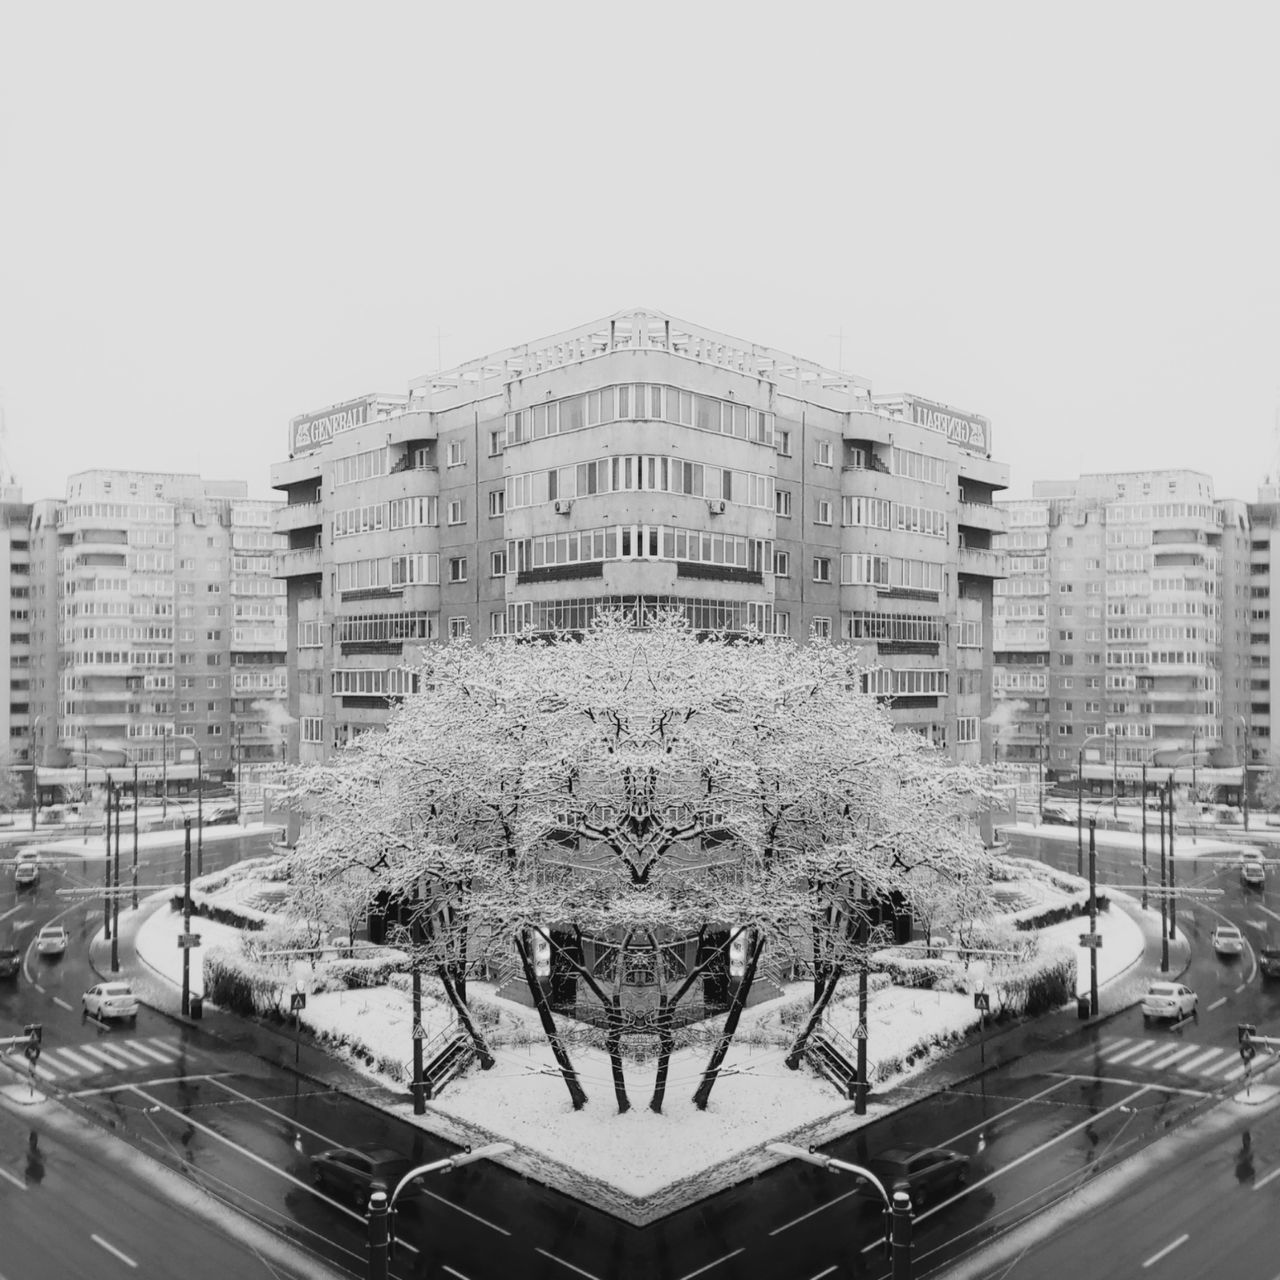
top-left (1087, 816), bottom-right (1099, 1016)
top-left (28, 715), bottom-right (43, 832)
top-left (1037, 724), bottom-right (1045, 820)
top-left (767, 1143), bottom-right (914, 1279)
top-left (1158, 784), bottom-right (1169, 972)
top-left (1077, 732), bottom-right (1112, 877)
top-left (1140, 762), bottom-right (1149, 911)
top-left (1167, 779), bottom-right (1177, 941)
top-left (1234, 712), bottom-right (1251, 831)
top-left (169, 731), bottom-right (204, 876)
top-left (365, 1145), bottom-right (514, 1280)
top-left (111, 782), bottom-right (122, 973)
top-left (180, 818), bottom-right (192, 1017)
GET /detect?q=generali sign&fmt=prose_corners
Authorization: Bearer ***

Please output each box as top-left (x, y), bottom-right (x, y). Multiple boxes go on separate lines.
top-left (289, 396), bottom-right (374, 456)
top-left (909, 396), bottom-right (990, 456)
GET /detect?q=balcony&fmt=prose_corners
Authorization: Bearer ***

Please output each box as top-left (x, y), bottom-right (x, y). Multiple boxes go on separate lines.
top-left (957, 546), bottom-right (1007, 578)
top-left (274, 501), bottom-right (323, 534)
top-left (956, 500), bottom-right (1006, 534)
top-left (272, 547), bottom-right (322, 578)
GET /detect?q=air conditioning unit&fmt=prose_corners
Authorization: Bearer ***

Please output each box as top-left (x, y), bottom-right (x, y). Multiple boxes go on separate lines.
top-left (553, 499), bottom-right (572, 515)
top-left (708, 499), bottom-right (727, 515)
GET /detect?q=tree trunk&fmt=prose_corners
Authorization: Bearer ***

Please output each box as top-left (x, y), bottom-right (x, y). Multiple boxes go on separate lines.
top-left (606, 933), bottom-right (632, 1113)
top-left (436, 965), bottom-right (495, 1070)
top-left (784, 966), bottom-right (841, 1069)
top-left (514, 934), bottom-right (587, 1110)
top-left (649, 991), bottom-right (674, 1113)
top-left (692, 933), bottom-right (765, 1111)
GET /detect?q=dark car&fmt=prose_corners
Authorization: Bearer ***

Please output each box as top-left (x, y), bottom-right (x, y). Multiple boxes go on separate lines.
top-left (0, 947), bottom-right (19, 980)
top-left (1040, 804), bottom-right (1074, 826)
top-left (310, 1146), bottom-right (422, 1209)
top-left (1260, 948), bottom-right (1280, 980)
top-left (858, 1144), bottom-right (970, 1211)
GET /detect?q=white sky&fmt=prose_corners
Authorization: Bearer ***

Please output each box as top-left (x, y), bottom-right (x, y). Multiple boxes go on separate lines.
top-left (2, 3), bottom-right (1278, 504)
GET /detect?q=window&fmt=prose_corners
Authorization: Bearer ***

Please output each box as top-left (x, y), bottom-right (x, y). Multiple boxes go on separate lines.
top-left (957, 717), bottom-right (979, 744)
top-left (301, 717), bottom-right (323, 743)
top-left (448, 557), bottom-right (468, 583)
top-left (815, 499), bottom-right (832, 526)
top-left (490, 611), bottom-right (508, 637)
top-left (389, 496), bottom-right (437, 529)
top-left (206, 630), bottom-right (221, 641)
top-left (488, 430), bottom-right (505, 457)
top-left (488, 490), bottom-right (505, 517)
top-left (776, 490), bottom-right (792, 518)
top-left (490, 550), bottom-right (507, 577)
top-left (389, 554), bottom-right (439, 586)
top-left (447, 500), bottom-right (464, 526)
top-left (813, 557), bottom-right (832, 583)
top-left (776, 429), bottom-right (792, 456)
top-left (446, 440), bottom-right (465, 467)
top-left (298, 620), bottom-right (325, 648)
top-left (815, 440), bottom-right (833, 466)
top-left (206, 654), bottom-right (221, 666)
top-left (773, 550), bottom-right (790, 577)
top-left (448, 617), bottom-right (470, 640)
top-left (811, 616), bottom-right (832, 640)
top-left (773, 612), bottom-right (790, 636)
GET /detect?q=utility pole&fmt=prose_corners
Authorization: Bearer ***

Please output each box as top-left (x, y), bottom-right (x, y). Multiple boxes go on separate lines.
top-left (1088, 818), bottom-right (1099, 1016)
top-left (1166, 780), bottom-right (1177, 942)
top-left (131, 763), bottom-right (139, 911)
top-left (103, 778), bottom-right (113, 940)
top-left (1037, 724), bottom-right (1045, 819)
top-left (1077, 745), bottom-right (1084, 877)
top-left (1140, 761), bottom-right (1149, 911)
top-left (197, 746), bottom-right (203, 876)
top-left (111, 783), bottom-right (121, 973)
top-left (181, 819), bottom-right (192, 1017)
top-left (1159, 783), bottom-right (1169, 973)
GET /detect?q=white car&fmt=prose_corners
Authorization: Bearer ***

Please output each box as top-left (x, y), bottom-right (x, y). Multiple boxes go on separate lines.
top-left (1141, 981), bottom-right (1197, 1024)
top-left (1212, 924), bottom-right (1245, 956)
top-left (83, 982), bottom-right (139, 1023)
top-left (35, 925), bottom-right (68, 957)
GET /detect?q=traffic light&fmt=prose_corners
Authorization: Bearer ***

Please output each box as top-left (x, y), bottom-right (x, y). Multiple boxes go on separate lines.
top-left (22, 1024), bottom-right (41, 1045)
top-left (1239, 1023), bottom-right (1257, 1045)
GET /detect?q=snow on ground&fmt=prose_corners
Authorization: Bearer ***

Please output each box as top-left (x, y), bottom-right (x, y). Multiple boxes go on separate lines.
top-left (134, 886), bottom-right (1146, 1219)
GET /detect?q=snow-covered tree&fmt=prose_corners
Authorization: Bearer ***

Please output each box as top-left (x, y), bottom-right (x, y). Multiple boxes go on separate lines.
top-left (278, 610), bottom-right (999, 1114)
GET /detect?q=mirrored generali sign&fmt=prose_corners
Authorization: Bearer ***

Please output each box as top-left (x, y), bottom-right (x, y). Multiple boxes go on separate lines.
top-left (907, 396), bottom-right (990, 456)
top-left (289, 396), bottom-right (375, 456)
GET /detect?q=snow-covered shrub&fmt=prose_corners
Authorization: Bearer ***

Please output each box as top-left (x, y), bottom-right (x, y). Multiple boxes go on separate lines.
top-left (870, 949), bottom-right (956, 990)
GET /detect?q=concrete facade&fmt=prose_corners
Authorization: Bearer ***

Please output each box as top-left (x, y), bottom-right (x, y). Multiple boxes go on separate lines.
top-left (272, 308), bottom-right (1009, 770)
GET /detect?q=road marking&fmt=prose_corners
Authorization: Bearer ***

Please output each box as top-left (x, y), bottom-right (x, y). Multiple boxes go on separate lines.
top-left (0, 1166), bottom-right (25, 1189)
top-left (127, 1087), bottom-right (421, 1252)
top-left (71, 1072), bottom-right (233, 1098)
top-left (533, 1249), bottom-right (603, 1279)
top-left (1208, 997), bottom-right (1228, 1012)
top-left (1179, 1047), bottom-right (1228, 1072)
top-left (57, 1048), bottom-right (103, 1073)
top-left (1142, 1233), bottom-right (1188, 1268)
top-left (872, 1086), bottom-right (1153, 1235)
top-left (1254, 1166), bottom-right (1280, 1190)
top-left (770, 1187), bottom-right (863, 1234)
top-left (80, 1044), bottom-right (137, 1070)
top-left (0, 905), bottom-right (19, 922)
top-left (128, 1039), bottom-right (179, 1064)
top-left (1103, 1043), bottom-right (1152, 1064)
top-left (52, 997), bottom-right (73, 1012)
top-left (673, 1251), bottom-right (745, 1280)
top-left (91, 1235), bottom-right (137, 1268)
top-left (1221, 1062), bottom-right (1250, 1082)
top-left (103, 1043), bottom-right (163, 1068)
top-left (1143, 1044), bottom-right (1201, 1070)
top-left (420, 1187), bottom-right (512, 1235)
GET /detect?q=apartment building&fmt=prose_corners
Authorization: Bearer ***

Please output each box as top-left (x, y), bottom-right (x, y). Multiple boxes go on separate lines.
top-left (20, 471), bottom-right (287, 804)
top-left (993, 470), bottom-right (1246, 803)
top-left (0, 481), bottom-right (33, 785)
top-left (271, 307), bottom-right (1009, 769)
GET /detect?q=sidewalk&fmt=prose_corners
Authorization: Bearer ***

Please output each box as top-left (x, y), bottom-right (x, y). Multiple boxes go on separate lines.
top-left (87, 892), bottom-right (403, 1105)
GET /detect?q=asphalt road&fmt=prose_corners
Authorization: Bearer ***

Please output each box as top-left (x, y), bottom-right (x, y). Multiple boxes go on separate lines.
top-left (5, 837), bottom-right (1280, 1279)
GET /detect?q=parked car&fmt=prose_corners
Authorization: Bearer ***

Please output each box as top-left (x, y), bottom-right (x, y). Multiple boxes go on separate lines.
top-left (14, 860), bottom-right (38, 888)
top-left (1141, 981), bottom-right (1198, 1024)
top-left (1040, 804), bottom-right (1074, 826)
top-left (1260, 947), bottom-right (1280, 980)
top-left (0, 947), bottom-right (19, 980)
top-left (1243, 861), bottom-right (1267, 889)
top-left (35, 925), bottom-right (68, 957)
top-left (1212, 924), bottom-right (1246, 956)
top-left (856, 1145), bottom-right (970, 1211)
top-left (309, 1145), bottom-right (422, 1209)
top-left (82, 982), bottom-right (139, 1023)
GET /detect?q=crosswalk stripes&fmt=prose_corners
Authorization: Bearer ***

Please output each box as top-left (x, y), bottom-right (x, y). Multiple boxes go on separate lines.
top-left (1089, 1035), bottom-right (1251, 1082)
top-left (19, 1037), bottom-right (192, 1085)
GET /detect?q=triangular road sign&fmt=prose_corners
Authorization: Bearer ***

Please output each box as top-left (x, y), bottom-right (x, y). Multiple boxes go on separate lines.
top-left (412, 1023), bottom-right (427, 1040)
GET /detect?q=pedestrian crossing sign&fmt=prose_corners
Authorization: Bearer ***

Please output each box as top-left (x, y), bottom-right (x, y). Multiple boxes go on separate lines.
top-left (412, 1023), bottom-right (427, 1040)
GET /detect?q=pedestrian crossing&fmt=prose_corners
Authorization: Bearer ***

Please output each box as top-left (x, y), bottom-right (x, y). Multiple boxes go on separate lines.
top-left (1087, 1034), bottom-right (1255, 1084)
top-left (18, 1036), bottom-right (198, 1085)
